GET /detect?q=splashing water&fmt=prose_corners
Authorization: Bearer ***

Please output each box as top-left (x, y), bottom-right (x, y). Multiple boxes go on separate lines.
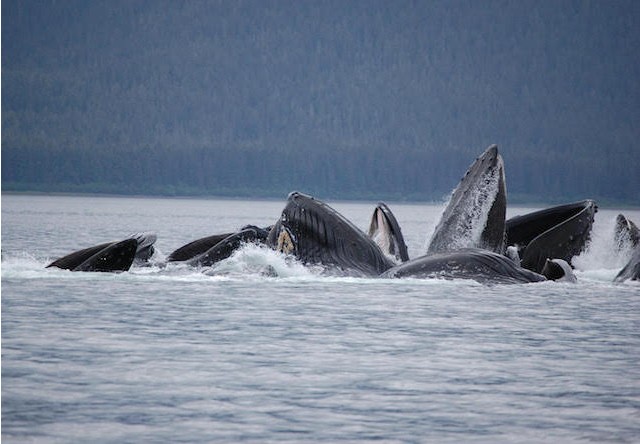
top-left (573, 210), bottom-right (636, 280)
top-left (207, 244), bottom-right (316, 278)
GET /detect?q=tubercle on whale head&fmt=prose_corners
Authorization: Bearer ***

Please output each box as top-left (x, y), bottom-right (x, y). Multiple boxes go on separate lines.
top-left (288, 191), bottom-right (314, 202)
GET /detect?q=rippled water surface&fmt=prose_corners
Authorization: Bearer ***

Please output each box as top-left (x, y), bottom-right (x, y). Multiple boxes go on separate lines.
top-left (2, 194), bottom-right (639, 443)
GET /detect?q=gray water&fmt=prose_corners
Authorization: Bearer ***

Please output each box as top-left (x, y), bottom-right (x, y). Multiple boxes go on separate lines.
top-left (2, 194), bottom-right (639, 443)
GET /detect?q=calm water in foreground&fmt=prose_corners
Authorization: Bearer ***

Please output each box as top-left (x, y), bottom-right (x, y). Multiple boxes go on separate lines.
top-left (2, 194), bottom-right (639, 443)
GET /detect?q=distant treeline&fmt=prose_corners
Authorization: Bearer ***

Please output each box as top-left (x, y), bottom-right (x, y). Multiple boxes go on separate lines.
top-left (2, 0), bottom-right (639, 204)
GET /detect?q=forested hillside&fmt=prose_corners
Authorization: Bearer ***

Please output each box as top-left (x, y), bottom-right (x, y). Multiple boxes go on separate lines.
top-left (3, 0), bottom-right (639, 204)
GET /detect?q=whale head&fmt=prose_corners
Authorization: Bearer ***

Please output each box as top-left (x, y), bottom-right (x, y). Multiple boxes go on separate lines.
top-left (427, 144), bottom-right (507, 255)
top-left (267, 192), bottom-right (394, 276)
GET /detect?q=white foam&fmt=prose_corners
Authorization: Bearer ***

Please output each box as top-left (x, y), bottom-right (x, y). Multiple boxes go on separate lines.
top-left (208, 244), bottom-right (316, 278)
top-left (573, 212), bottom-right (634, 272)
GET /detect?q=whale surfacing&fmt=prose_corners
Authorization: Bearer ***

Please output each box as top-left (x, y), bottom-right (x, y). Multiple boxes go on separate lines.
top-left (167, 233), bottom-right (234, 262)
top-left (188, 226), bottom-right (270, 267)
top-left (48, 239), bottom-right (138, 272)
top-left (267, 192), bottom-right (395, 276)
top-left (73, 239), bottom-right (138, 272)
top-left (381, 248), bottom-right (545, 284)
top-left (506, 200), bottom-right (597, 274)
top-left (368, 203), bottom-right (409, 263)
top-left (613, 214), bottom-right (640, 283)
top-left (47, 233), bottom-right (157, 272)
top-left (614, 214), bottom-right (640, 252)
top-left (427, 145), bottom-right (506, 255)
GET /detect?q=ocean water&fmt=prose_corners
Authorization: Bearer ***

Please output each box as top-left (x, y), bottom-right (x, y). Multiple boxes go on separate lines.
top-left (2, 194), bottom-right (639, 443)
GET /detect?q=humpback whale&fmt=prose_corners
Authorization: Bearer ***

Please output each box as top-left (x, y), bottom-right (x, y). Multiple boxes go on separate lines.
top-left (167, 225), bottom-right (271, 266)
top-left (427, 145), bottom-right (507, 255)
top-left (267, 192), bottom-right (395, 276)
top-left (505, 200), bottom-right (597, 274)
top-left (72, 239), bottom-right (138, 272)
top-left (47, 233), bottom-right (157, 272)
top-left (47, 233), bottom-right (157, 271)
top-left (188, 226), bottom-right (270, 267)
top-left (368, 203), bottom-right (409, 263)
top-left (380, 248), bottom-right (546, 284)
top-left (42, 144), bottom-right (612, 283)
top-left (612, 214), bottom-right (640, 282)
top-left (132, 232), bottom-right (157, 264)
top-left (265, 191), bottom-right (580, 284)
top-left (167, 232), bottom-right (234, 262)
top-left (614, 214), bottom-right (640, 252)
top-left (47, 242), bottom-right (115, 270)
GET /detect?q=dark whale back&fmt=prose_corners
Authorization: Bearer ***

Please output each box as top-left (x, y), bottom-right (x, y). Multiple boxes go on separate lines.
top-left (47, 242), bottom-right (113, 270)
top-left (72, 239), bottom-right (138, 272)
top-left (188, 226), bottom-right (270, 267)
top-left (381, 248), bottom-right (546, 285)
top-left (427, 145), bottom-right (506, 255)
top-left (47, 233), bottom-right (157, 271)
top-left (368, 203), bottom-right (409, 262)
top-left (268, 192), bottom-right (395, 276)
top-left (167, 233), bottom-right (234, 262)
top-left (506, 200), bottom-right (597, 273)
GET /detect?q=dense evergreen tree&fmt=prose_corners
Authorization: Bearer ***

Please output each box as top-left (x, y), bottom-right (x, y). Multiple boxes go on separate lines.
top-left (2, 0), bottom-right (639, 204)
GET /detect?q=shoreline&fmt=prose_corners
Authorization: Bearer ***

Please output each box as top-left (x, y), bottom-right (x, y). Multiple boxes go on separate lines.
top-left (2, 189), bottom-right (639, 210)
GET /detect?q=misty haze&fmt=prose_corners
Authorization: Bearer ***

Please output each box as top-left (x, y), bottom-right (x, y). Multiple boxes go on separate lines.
top-left (2, 0), bottom-right (639, 204)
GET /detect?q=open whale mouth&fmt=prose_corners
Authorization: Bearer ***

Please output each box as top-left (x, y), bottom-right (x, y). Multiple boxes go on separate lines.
top-left (275, 226), bottom-right (297, 255)
top-left (46, 232), bottom-right (158, 272)
top-left (505, 199), bottom-right (597, 273)
top-left (368, 203), bottom-right (409, 263)
top-left (370, 207), bottom-right (393, 253)
top-left (266, 191), bottom-right (395, 276)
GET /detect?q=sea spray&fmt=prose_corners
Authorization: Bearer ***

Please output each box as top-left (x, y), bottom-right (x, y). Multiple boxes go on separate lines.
top-left (573, 211), bottom-right (635, 272)
top-left (208, 243), bottom-right (315, 278)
